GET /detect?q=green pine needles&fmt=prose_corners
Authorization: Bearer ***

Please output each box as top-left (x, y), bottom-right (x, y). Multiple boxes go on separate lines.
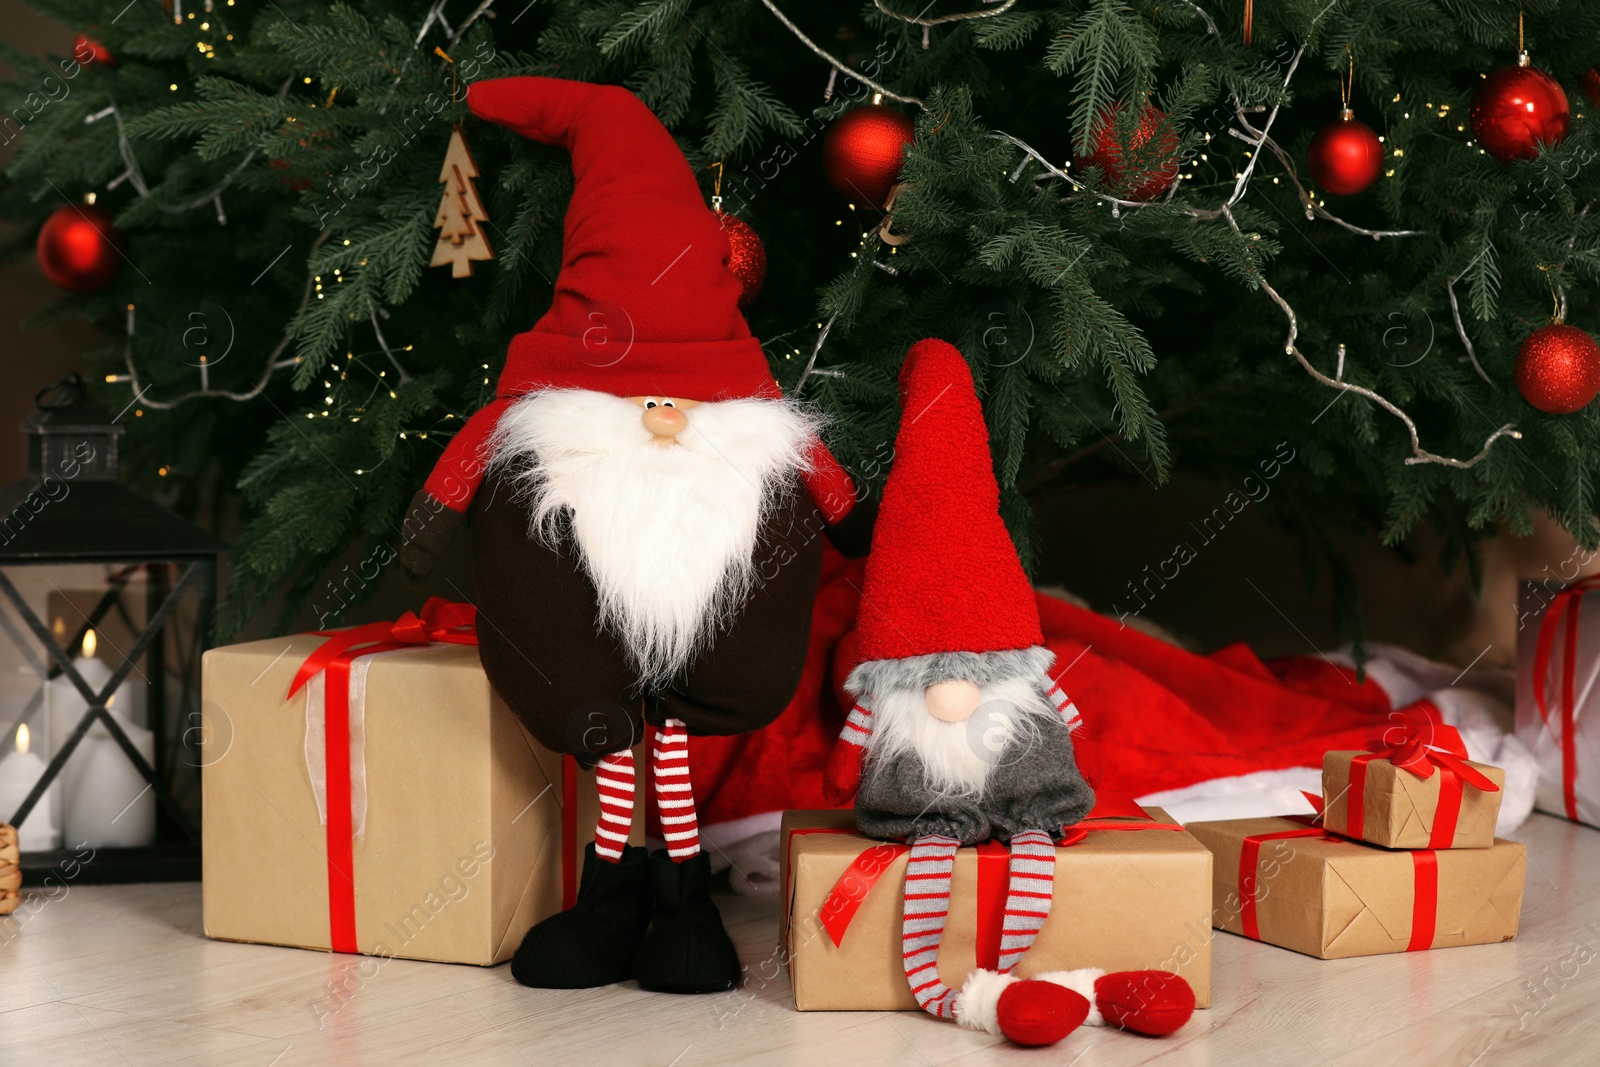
top-left (3, 0), bottom-right (1599, 649)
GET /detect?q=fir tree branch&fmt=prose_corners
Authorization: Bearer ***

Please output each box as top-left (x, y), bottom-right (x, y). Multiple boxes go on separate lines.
top-left (757, 0), bottom-right (925, 107)
top-left (115, 229), bottom-right (332, 409)
top-left (1224, 205), bottom-right (1520, 470)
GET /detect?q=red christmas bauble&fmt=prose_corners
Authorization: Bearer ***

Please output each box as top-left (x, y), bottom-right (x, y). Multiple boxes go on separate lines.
top-left (73, 32), bottom-right (116, 67)
top-left (36, 204), bottom-right (123, 295)
top-left (1516, 324), bottom-right (1600, 414)
top-left (821, 105), bottom-right (915, 209)
top-left (719, 213), bottom-right (766, 309)
top-left (1307, 113), bottom-right (1384, 196)
top-left (1470, 62), bottom-right (1570, 162)
top-left (1584, 68), bottom-right (1600, 107)
top-left (1077, 104), bottom-right (1180, 202)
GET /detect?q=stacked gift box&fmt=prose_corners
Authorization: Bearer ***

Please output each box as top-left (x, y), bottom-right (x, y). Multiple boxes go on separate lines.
top-left (1188, 710), bottom-right (1524, 959)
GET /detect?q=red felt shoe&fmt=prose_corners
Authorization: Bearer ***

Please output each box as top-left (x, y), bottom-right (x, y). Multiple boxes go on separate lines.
top-left (1094, 970), bottom-right (1195, 1036)
top-left (995, 979), bottom-right (1091, 1046)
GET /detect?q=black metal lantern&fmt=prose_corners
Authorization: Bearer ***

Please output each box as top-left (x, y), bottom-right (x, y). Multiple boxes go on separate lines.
top-left (0, 376), bottom-right (226, 883)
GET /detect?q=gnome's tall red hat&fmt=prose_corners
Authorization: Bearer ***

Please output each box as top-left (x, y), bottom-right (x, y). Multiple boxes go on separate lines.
top-left (847, 338), bottom-right (1053, 695)
top-left (417, 77), bottom-right (861, 530)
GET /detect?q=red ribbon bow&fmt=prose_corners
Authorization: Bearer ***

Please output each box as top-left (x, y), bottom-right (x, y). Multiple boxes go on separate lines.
top-left (1532, 575), bottom-right (1600, 822)
top-left (289, 598), bottom-right (478, 954)
top-left (287, 597), bottom-right (478, 699)
top-left (810, 793), bottom-right (1184, 959)
top-left (1344, 704), bottom-right (1499, 848)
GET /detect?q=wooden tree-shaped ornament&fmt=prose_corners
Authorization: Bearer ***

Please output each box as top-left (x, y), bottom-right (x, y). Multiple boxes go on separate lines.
top-left (430, 126), bottom-right (494, 278)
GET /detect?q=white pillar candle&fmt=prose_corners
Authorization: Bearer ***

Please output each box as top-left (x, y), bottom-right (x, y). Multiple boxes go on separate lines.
top-left (45, 628), bottom-right (136, 832)
top-left (0, 724), bottom-right (61, 851)
top-left (62, 717), bottom-right (156, 848)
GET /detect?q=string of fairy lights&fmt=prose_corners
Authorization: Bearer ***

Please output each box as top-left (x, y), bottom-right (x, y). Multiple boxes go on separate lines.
top-left (90, 0), bottom-right (1575, 475)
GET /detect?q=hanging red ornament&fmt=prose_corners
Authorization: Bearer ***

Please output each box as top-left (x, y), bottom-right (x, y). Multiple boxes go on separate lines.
top-left (73, 33), bottom-right (116, 67)
top-left (1307, 111), bottom-right (1384, 196)
top-left (1584, 68), bottom-right (1600, 107)
top-left (821, 104), bottom-right (915, 210)
top-left (718, 213), bottom-right (765, 309)
top-left (1076, 104), bottom-right (1180, 202)
top-left (1516, 323), bottom-right (1600, 414)
top-left (1470, 56), bottom-right (1570, 162)
top-left (36, 203), bottom-right (124, 295)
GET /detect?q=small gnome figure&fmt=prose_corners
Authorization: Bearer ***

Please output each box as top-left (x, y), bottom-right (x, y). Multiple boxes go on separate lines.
top-left (400, 78), bottom-right (874, 995)
top-left (823, 339), bottom-right (1195, 1047)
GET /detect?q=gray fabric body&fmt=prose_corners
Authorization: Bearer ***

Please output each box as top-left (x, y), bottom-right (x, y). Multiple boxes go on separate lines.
top-left (854, 716), bottom-right (1095, 845)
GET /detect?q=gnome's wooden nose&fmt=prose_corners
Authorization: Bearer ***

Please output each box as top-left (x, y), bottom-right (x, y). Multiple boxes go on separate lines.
top-left (642, 405), bottom-right (688, 439)
top-left (925, 680), bottom-right (982, 722)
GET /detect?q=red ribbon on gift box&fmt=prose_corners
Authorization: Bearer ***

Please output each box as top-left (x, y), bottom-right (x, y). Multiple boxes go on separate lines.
top-left (811, 793), bottom-right (1185, 959)
top-left (1532, 575), bottom-right (1600, 821)
top-left (288, 598), bottom-right (478, 954)
top-left (1236, 819), bottom-right (1439, 951)
top-left (1344, 704), bottom-right (1499, 848)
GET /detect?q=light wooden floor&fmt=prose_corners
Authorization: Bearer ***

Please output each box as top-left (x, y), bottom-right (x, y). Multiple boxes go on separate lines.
top-left (2, 813), bottom-right (1598, 1067)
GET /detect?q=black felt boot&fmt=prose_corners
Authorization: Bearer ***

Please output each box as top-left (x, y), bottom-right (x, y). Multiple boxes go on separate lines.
top-left (511, 843), bottom-right (650, 988)
top-left (632, 849), bottom-right (743, 994)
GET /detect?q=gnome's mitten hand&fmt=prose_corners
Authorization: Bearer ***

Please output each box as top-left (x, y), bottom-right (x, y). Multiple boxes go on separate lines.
top-left (399, 489), bottom-right (465, 586)
top-left (822, 741), bottom-right (864, 806)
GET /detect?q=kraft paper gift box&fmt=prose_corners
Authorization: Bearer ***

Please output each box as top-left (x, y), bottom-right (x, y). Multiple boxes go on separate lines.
top-left (202, 608), bottom-right (640, 966)
top-left (1516, 578), bottom-right (1600, 828)
top-left (1321, 734), bottom-right (1505, 850)
top-left (780, 801), bottom-right (1213, 1012)
top-left (1188, 815), bottom-right (1525, 960)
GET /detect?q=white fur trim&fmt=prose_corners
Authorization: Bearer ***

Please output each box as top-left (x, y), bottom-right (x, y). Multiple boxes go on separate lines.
top-left (1033, 968), bottom-right (1104, 1026)
top-left (863, 674), bottom-right (1063, 798)
top-left (955, 969), bottom-right (1017, 1035)
top-left (488, 389), bottom-right (815, 689)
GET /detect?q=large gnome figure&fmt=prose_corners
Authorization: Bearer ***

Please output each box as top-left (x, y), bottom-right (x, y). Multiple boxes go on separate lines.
top-left (823, 339), bottom-right (1195, 1047)
top-left (399, 78), bottom-right (873, 995)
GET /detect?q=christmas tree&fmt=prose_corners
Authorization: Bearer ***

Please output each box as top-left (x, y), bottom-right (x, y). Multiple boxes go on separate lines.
top-left (3, 0), bottom-right (1599, 647)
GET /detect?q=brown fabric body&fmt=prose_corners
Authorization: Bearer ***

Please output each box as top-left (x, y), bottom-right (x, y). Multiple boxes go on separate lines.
top-left (470, 468), bottom-right (824, 756)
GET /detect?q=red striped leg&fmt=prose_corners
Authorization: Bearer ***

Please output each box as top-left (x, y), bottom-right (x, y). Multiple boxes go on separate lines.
top-left (998, 830), bottom-right (1056, 973)
top-left (1046, 683), bottom-right (1083, 734)
top-left (841, 700), bottom-right (873, 746)
top-left (902, 835), bottom-right (961, 1019)
top-left (651, 717), bottom-right (700, 861)
top-left (593, 750), bottom-right (636, 863)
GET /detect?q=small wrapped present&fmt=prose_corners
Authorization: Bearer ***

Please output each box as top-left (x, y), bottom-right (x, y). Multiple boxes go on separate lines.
top-left (780, 797), bottom-right (1213, 1011)
top-left (202, 600), bottom-right (639, 965)
top-left (1516, 577), bottom-right (1600, 828)
top-left (1188, 815), bottom-right (1525, 960)
top-left (1321, 710), bottom-right (1504, 849)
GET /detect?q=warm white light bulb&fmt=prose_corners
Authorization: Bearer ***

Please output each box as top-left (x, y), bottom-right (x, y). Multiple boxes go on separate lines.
top-left (83, 628), bottom-right (98, 658)
top-left (16, 723), bottom-right (29, 756)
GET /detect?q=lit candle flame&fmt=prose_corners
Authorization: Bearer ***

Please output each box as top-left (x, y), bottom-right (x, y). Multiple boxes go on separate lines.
top-left (83, 627), bottom-right (98, 658)
top-left (16, 722), bottom-right (29, 756)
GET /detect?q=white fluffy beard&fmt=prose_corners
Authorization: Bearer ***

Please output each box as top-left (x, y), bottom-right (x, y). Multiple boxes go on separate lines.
top-left (488, 388), bottom-right (816, 690)
top-left (866, 675), bottom-right (1061, 799)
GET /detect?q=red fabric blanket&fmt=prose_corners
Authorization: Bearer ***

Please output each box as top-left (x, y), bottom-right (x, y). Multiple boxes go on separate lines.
top-left (679, 546), bottom-right (1404, 832)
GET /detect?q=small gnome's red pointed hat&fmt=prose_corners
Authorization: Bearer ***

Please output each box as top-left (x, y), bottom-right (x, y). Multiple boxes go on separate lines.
top-left (466, 77), bottom-right (776, 401)
top-left (854, 339), bottom-right (1044, 664)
